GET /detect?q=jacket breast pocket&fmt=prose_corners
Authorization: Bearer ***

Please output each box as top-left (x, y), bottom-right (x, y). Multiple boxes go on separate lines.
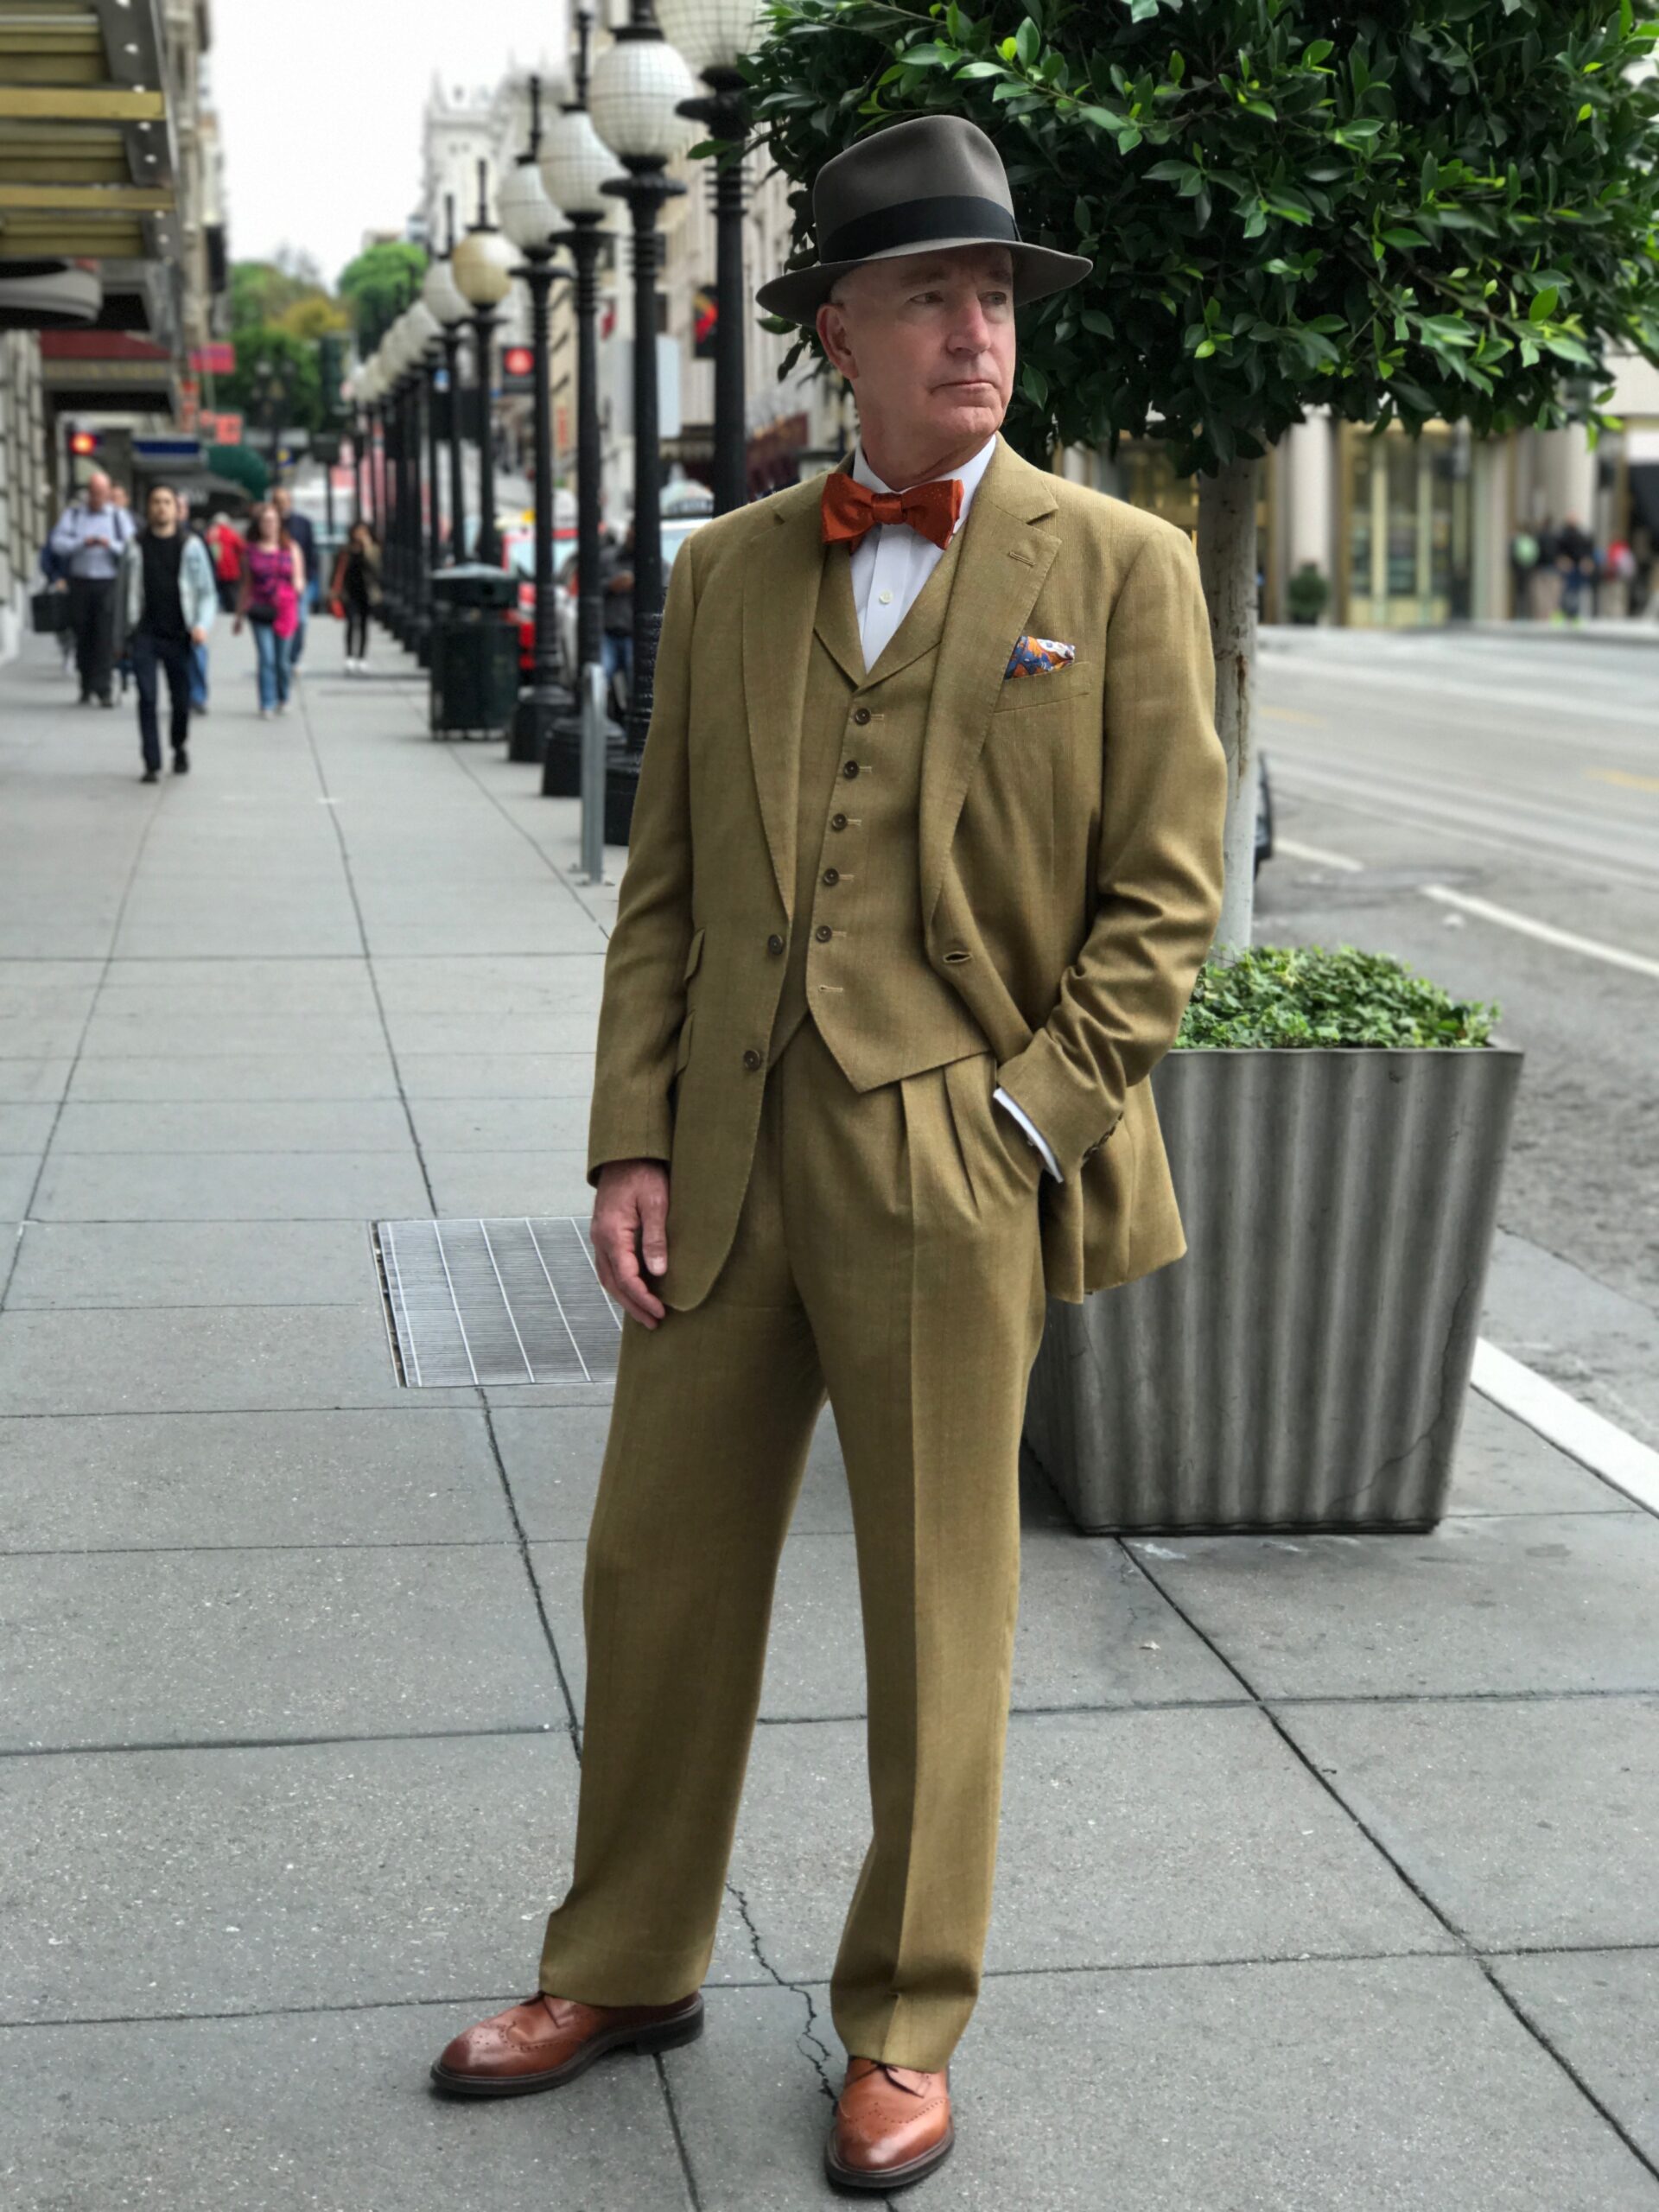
top-left (992, 663), bottom-right (1097, 720)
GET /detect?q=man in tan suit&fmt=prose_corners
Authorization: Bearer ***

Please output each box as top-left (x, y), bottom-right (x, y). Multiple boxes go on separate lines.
top-left (433, 115), bottom-right (1226, 2190)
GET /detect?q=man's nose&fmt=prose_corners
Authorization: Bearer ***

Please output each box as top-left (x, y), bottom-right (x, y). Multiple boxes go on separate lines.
top-left (947, 302), bottom-right (993, 353)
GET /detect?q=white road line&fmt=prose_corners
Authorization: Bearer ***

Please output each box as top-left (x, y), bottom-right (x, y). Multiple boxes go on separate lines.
top-left (1419, 886), bottom-right (1659, 980)
top-left (1473, 1340), bottom-right (1659, 1517)
top-left (1277, 836), bottom-right (1364, 874)
top-left (1272, 831), bottom-right (1659, 976)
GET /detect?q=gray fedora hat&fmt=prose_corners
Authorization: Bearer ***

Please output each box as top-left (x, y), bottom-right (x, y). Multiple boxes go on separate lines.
top-left (755, 113), bottom-right (1092, 326)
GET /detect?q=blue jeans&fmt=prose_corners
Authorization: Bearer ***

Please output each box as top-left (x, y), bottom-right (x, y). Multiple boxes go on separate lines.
top-left (190, 639), bottom-right (209, 710)
top-left (252, 621), bottom-right (294, 710)
top-left (601, 632), bottom-right (632, 688)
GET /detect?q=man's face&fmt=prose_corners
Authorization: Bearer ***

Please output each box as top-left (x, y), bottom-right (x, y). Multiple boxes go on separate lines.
top-left (816, 245), bottom-right (1016, 465)
top-left (273, 489), bottom-right (291, 517)
top-left (86, 471), bottom-right (111, 511)
top-left (147, 487), bottom-right (177, 531)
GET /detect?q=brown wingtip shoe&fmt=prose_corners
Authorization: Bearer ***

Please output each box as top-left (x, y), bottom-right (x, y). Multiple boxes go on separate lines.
top-left (825, 2057), bottom-right (954, 2191)
top-left (429, 1990), bottom-right (703, 2097)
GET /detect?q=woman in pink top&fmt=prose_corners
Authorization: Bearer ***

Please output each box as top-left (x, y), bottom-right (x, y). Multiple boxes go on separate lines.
top-left (233, 501), bottom-right (304, 716)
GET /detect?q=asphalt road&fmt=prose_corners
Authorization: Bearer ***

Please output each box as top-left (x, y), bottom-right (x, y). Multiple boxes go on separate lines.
top-left (1253, 625), bottom-right (1659, 1447)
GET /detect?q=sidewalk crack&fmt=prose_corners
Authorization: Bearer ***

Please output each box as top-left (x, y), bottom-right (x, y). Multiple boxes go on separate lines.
top-left (725, 1880), bottom-right (836, 2103)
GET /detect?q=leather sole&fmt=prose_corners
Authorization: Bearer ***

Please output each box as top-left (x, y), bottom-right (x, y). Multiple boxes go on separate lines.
top-left (429, 1996), bottom-right (704, 2098)
top-left (824, 2119), bottom-right (955, 2193)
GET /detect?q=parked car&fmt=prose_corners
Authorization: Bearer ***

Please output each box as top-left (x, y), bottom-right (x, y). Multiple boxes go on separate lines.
top-left (1255, 753), bottom-right (1274, 874)
top-left (500, 521), bottom-right (577, 674)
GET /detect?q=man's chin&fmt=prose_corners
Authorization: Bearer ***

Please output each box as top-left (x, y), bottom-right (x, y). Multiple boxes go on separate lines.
top-left (932, 397), bottom-right (1006, 442)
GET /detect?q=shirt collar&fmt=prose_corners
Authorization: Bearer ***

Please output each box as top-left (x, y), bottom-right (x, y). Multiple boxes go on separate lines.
top-left (851, 434), bottom-right (997, 534)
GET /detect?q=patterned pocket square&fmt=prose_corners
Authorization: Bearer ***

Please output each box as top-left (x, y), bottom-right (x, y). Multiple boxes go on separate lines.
top-left (1004, 635), bottom-right (1077, 679)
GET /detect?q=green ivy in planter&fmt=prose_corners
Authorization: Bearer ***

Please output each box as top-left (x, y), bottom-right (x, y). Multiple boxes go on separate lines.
top-left (1176, 944), bottom-right (1498, 1050)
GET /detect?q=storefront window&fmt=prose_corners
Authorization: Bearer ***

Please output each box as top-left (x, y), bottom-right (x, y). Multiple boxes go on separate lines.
top-left (1340, 422), bottom-right (1471, 626)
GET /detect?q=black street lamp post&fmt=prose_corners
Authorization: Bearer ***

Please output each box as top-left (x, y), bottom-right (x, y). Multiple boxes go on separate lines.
top-left (423, 196), bottom-right (471, 563)
top-left (538, 7), bottom-right (617, 801)
top-left (590, 3), bottom-right (694, 818)
top-left (452, 160), bottom-right (516, 573)
top-left (500, 75), bottom-right (575, 762)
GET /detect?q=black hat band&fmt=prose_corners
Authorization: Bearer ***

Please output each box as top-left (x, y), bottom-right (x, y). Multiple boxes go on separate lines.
top-left (818, 194), bottom-right (1021, 267)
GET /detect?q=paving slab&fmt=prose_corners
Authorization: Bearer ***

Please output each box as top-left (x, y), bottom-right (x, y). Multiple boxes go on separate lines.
top-left (1133, 1512), bottom-right (1659, 1698)
top-left (408, 1095), bottom-right (592, 1153)
top-left (496, 1400), bottom-right (853, 1541)
top-left (1492, 1948), bottom-right (1659, 2171)
top-left (535, 1529), bottom-right (1238, 1726)
top-left (881, 1960), bottom-right (1655, 2211)
top-left (372, 954), bottom-right (608, 1014)
top-left (0, 1544), bottom-right (562, 1751)
top-left (1281, 1696), bottom-right (1659, 1951)
top-left (0, 1154), bottom-right (40, 1216)
top-left (0, 1056), bottom-right (73, 1103)
top-left (0, 1011), bottom-right (87, 1058)
top-left (0, 2001), bottom-right (690, 2212)
top-left (1447, 1389), bottom-right (1633, 1514)
top-left (382, 1013), bottom-right (601, 1058)
top-left (65, 1050), bottom-right (399, 1102)
top-left (48, 1098), bottom-right (414, 1154)
top-left (111, 907), bottom-right (367, 959)
top-left (395, 1051), bottom-right (596, 1099)
top-left (0, 1733), bottom-right (593, 2022)
top-left (0, 1408), bottom-right (513, 1550)
top-left (0, 1102), bottom-right (56, 1152)
top-left (76, 1010), bottom-right (392, 1059)
top-left (5, 1218), bottom-right (381, 1309)
top-left (0, 1301), bottom-right (466, 1414)
top-left (723, 1707), bottom-right (1450, 1988)
top-left (30, 1148), bottom-right (429, 1221)
top-left (421, 1151), bottom-right (595, 1220)
top-left (93, 957), bottom-right (379, 1014)
top-left (658, 1982), bottom-right (841, 2209)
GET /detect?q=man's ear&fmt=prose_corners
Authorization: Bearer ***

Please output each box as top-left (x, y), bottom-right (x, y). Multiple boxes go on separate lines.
top-left (817, 299), bottom-right (856, 382)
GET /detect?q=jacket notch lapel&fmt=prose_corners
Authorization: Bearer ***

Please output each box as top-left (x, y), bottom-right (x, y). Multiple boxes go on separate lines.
top-left (918, 440), bottom-right (1060, 926)
top-left (743, 485), bottom-right (824, 918)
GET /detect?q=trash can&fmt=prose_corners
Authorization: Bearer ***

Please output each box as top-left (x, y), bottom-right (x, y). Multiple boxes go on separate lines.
top-left (429, 564), bottom-right (520, 740)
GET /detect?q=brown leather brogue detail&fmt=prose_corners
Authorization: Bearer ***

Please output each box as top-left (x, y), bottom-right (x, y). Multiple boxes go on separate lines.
top-left (825, 2056), bottom-right (954, 2191)
top-left (429, 1990), bottom-right (703, 2097)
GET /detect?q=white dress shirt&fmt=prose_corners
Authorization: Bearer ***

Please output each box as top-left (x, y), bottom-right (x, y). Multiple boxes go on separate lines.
top-left (845, 439), bottom-right (1062, 1184)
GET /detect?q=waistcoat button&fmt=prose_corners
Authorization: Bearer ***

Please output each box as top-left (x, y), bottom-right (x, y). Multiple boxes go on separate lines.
top-left (822, 867), bottom-right (839, 887)
top-left (742, 1048), bottom-right (762, 1070)
top-left (830, 812), bottom-right (848, 832)
top-left (766, 933), bottom-right (784, 956)
top-left (815, 925), bottom-right (832, 944)
top-left (842, 759), bottom-right (860, 779)
top-left (852, 706), bottom-right (872, 726)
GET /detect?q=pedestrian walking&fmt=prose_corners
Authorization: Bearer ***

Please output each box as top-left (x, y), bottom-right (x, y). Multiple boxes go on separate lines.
top-left (329, 520), bottom-right (381, 672)
top-left (175, 493), bottom-right (212, 714)
top-left (430, 116), bottom-right (1226, 2194)
top-left (113, 481), bottom-right (216, 783)
top-left (1508, 523), bottom-right (1541, 620)
top-left (597, 523), bottom-right (634, 710)
top-left (271, 486), bottom-right (317, 670)
top-left (1554, 514), bottom-right (1597, 621)
top-left (48, 467), bottom-right (135, 706)
top-left (205, 509), bottom-right (244, 614)
top-left (235, 502), bottom-right (303, 717)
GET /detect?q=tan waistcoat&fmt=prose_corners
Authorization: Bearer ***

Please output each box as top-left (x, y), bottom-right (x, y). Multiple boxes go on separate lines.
top-left (767, 535), bottom-right (988, 1087)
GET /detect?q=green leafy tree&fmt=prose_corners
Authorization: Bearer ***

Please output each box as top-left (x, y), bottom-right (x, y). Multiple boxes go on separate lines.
top-left (218, 327), bottom-right (326, 440)
top-left (338, 240), bottom-right (429, 354)
top-left (749, 0), bottom-right (1659, 945)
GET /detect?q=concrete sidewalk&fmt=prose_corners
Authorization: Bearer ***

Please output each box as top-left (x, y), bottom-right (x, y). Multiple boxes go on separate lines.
top-left (3, 625), bottom-right (1657, 2210)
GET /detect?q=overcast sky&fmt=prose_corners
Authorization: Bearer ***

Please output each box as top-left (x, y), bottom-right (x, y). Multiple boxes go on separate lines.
top-left (213, 1), bottom-right (566, 287)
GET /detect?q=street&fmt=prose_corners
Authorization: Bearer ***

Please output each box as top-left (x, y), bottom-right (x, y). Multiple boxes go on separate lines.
top-left (1257, 627), bottom-right (1659, 1447)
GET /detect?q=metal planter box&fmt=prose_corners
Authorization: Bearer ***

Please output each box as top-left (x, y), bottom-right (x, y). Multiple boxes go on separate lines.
top-left (1023, 1045), bottom-right (1523, 1533)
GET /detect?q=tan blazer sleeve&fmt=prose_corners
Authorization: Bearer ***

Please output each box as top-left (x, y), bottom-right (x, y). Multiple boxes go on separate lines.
top-left (585, 542), bottom-right (701, 1181)
top-left (993, 522), bottom-right (1226, 1178)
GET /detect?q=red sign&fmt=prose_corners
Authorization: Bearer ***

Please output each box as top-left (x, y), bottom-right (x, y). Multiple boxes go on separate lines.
top-left (200, 410), bottom-right (245, 445)
top-left (190, 342), bottom-right (236, 374)
top-left (501, 344), bottom-right (535, 381)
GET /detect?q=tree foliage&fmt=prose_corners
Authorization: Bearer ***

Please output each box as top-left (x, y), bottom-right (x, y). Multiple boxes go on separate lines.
top-left (337, 241), bottom-right (429, 354)
top-left (748, 0), bottom-right (1659, 473)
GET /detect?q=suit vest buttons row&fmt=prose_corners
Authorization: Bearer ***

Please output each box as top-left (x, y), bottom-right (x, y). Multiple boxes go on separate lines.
top-left (742, 1048), bottom-right (763, 1071)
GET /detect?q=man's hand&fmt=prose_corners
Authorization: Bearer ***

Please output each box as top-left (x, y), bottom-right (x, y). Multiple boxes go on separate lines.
top-left (592, 1159), bottom-right (671, 1328)
top-left (189, 625), bottom-right (207, 645)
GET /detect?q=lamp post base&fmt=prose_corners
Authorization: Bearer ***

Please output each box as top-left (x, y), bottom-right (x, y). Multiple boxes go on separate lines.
top-left (604, 743), bottom-right (643, 849)
top-left (510, 682), bottom-right (573, 763)
top-left (540, 702), bottom-right (622, 797)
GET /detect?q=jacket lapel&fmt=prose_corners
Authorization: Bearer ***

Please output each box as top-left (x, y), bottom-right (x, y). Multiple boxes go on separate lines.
top-left (918, 436), bottom-right (1061, 927)
top-left (743, 475), bottom-right (830, 918)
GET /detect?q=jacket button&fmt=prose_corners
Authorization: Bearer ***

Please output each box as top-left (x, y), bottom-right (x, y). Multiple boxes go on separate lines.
top-left (842, 759), bottom-right (860, 779)
top-left (766, 933), bottom-right (784, 956)
top-left (815, 925), bottom-right (832, 944)
top-left (852, 706), bottom-right (872, 726)
top-left (821, 867), bottom-right (839, 887)
top-left (742, 1048), bottom-right (762, 1070)
top-left (830, 812), bottom-right (848, 832)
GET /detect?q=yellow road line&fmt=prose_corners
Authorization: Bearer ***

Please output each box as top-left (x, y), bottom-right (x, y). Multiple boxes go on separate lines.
top-left (1587, 767), bottom-right (1659, 794)
top-left (1259, 705), bottom-right (1331, 727)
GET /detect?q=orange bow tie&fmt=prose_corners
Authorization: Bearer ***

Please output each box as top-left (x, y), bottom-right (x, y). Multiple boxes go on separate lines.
top-left (821, 470), bottom-right (963, 552)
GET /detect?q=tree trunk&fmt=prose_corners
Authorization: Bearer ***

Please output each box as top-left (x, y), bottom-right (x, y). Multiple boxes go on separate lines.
top-left (1196, 457), bottom-right (1260, 957)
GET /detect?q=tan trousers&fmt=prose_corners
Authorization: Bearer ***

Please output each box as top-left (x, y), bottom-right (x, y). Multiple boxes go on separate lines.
top-left (539, 1018), bottom-right (1048, 2069)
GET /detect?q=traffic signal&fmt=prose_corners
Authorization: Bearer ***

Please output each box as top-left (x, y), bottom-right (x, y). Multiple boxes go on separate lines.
top-left (317, 332), bottom-right (346, 423)
top-left (69, 429), bottom-right (99, 456)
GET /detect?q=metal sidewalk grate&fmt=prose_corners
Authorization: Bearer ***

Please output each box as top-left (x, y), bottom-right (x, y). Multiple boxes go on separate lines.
top-left (375, 1217), bottom-right (622, 1387)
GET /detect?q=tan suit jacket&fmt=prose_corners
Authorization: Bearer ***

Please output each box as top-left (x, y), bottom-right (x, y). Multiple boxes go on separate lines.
top-left (588, 435), bottom-right (1227, 1310)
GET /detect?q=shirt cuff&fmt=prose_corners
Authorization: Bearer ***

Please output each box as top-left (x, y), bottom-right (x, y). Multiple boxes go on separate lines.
top-left (993, 1086), bottom-right (1063, 1183)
